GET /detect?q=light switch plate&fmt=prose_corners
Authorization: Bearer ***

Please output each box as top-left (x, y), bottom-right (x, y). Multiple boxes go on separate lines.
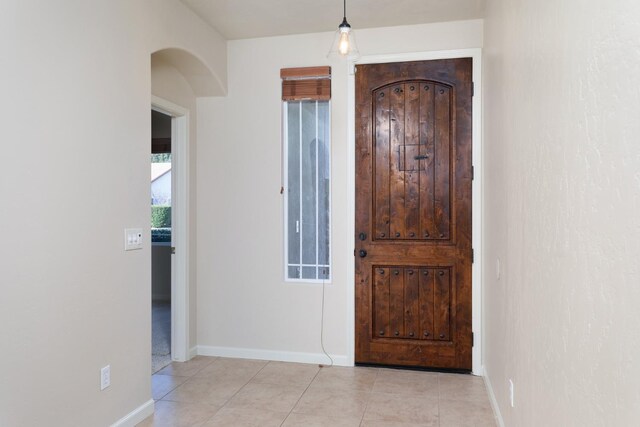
top-left (101, 365), bottom-right (111, 390)
top-left (124, 228), bottom-right (143, 251)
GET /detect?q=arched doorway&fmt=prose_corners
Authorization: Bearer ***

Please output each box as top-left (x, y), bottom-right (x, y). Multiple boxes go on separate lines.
top-left (149, 48), bottom-right (220, 370)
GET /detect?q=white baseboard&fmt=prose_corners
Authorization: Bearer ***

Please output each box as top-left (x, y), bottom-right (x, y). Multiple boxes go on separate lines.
top-left (111, 399), bottom-right (154, 427)
top-left (189, 346), bottom-right (198, 359)
top-left (197, 345), bottom-right (350, 367)
top-left (483, 370), bottom-right (505, 427)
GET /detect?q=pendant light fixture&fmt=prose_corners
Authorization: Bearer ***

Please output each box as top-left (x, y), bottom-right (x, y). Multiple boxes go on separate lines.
top-left (327, 0), bottom-right (360, 60)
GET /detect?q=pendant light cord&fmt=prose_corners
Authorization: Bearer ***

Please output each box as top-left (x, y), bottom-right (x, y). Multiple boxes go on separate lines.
top-left (343, 0), bottom-right (346, 20)
top-left (319, 269), bottom-right (334, 368)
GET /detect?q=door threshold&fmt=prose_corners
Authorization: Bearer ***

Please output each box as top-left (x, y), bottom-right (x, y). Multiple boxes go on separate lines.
top-left (355, 362), bottom-right (471, 375)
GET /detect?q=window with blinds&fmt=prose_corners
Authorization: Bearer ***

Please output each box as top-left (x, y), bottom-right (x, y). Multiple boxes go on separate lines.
top-left (282, 67), bottom-right (331, 282)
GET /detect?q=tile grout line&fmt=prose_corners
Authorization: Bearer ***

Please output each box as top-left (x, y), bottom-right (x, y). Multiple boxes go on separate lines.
top-left (194, 358), bottom-right (274, 425)
top-left (437, 373), bottom-right (442, 427)
top-left (358, 368), bottom-right (380, 427)
top-left (154, 356), bottom-right (218, 401)
top-left (153, 374), bottom-right (192, 401)
top-left (148, 356), bottom-right (220, 424)
top-left (278, 365), bottom-right (323, 427)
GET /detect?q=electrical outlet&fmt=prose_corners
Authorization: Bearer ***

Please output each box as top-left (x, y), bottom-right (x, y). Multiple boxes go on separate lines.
top-left (509, 379), bottom-right (514, 407)
top-left (101, 365), bottom-right (111, 390)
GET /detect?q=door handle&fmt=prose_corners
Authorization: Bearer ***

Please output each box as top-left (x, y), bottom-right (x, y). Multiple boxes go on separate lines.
top-left (359, 250), bottom-right (367, 258)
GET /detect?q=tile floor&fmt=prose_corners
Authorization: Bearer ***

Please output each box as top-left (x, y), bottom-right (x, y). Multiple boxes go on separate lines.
top-left (138, 356), bottom-right (497, 427)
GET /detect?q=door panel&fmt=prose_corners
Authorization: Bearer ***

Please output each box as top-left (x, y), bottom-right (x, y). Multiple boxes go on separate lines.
top-left (355, 59), bottom-right (472, 370)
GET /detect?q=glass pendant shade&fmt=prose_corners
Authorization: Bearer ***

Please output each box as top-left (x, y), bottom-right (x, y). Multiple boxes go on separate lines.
top-left (327, 18), bottom-right (360, 60)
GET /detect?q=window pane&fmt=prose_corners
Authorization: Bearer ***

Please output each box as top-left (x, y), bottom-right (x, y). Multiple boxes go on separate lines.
top-left (288, 266), bottom-right (300, 279)
top-left (284, 99), bottom-right (330, 281)
top-left (302, 266), bottom-right (317, 280)
top-left (301, 101), bottom-right (317, 265)
top-left (318, 267), bottom-right (330, 280)
top-left (287, 102), bottom-right (300, 265)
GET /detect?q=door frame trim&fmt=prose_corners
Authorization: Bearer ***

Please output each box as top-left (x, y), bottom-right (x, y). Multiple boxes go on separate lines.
top-left (346, 48), bottom-right (483, 375)
top-left (152, 95), bottom-right (190, 362)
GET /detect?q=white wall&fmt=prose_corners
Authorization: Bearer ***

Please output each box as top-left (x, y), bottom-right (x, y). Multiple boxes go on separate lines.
top-left (196, 20), bottom-right (483, 363)
top-left (0, 1), bottom-right (225, 425)
top-left (483, 0), bottom-right (640, 425)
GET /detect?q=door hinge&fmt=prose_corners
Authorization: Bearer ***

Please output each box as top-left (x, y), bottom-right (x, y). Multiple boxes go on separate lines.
top-left (471, 165), bottom-right (474, 181)
top-left (472, 332), bottom-right (475, 347)
top-left (471, 82), bottom-right (475, 97)
top-left (472, 248), bottom-right (475, 263)
top-left (354, 249), bottom-right (356, 257)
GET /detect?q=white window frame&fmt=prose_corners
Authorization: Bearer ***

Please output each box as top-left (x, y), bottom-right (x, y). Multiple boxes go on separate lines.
top-left (283, 100), bottom-right (332, 284)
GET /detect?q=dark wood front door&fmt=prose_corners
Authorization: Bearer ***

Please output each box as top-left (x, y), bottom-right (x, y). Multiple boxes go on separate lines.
top-left (355, 59), bottom-right (473, 370)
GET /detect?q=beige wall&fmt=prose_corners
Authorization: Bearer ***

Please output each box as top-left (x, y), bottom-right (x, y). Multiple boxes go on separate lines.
top-left (0, 1), bottom-right (225, 425)
top-left (483, 0), bottom-right (640, 425)
top-left (196, 20), bottom-right (483, 362)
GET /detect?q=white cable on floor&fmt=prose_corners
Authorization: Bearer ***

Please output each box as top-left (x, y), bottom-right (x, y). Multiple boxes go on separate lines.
top-left (319, 269), bottom-right (334, 368)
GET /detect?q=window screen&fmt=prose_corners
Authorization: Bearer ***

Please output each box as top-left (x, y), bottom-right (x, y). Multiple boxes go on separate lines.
top-left (284, 100), bottom-right (331, 281)
top-left (282, 67), bottom-right (331, 282)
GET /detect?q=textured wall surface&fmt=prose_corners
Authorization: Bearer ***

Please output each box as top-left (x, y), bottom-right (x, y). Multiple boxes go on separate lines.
top-left (0, 1), bottom-right (225, 425)
top-left (483, 0), bottom-right (640, 425)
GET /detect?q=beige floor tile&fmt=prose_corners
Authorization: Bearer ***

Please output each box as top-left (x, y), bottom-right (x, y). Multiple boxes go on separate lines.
top-left (439, 373), bottom-right (490, 402)
top-left (155, 356), bottom-right (217, 377)
top-left (292, 385), bottom-right (370, 419)
top-left (439, 398), bottom-right (497, 427)
top-left (225, 382), bottom-right (305, 413)
top-left (152, 374), bottom-right (190, 401)
top-left (363, 392), bottom-right (439, 425)
top-left (281, 413), bottom-right (363, 427)
top-left (162, 376), bottom-right (249, 406)
top-left (309, 366), bottom-right (378, 391)
top-left (194, 357), bottom-right (268, 382)
top-left (200, 406), bottom-right (288, 427)
top-left (142, 358), bottom-right (497, 427)
top-left (372, 369), bottom-right (439, 398)
top-left (251, 361), bottom-right (319, 387)
top-left (136, 400), bottom-right (220, 427)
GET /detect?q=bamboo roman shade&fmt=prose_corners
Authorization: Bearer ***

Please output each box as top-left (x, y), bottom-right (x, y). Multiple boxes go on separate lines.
top-left (281, 66), bottom-right (331, 101)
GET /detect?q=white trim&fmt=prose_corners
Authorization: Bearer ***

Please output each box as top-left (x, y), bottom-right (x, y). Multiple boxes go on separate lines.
top-left (110, 399), bottom-right (154, 427)
top-left (197, 345), bottom-right (349, 366)
top-left (189, 345), bottom-right (198, 359)
top-left (151, 95), bottom-right (190, 363)
top-left (346, 49), bottom-right (483, 374)
top-left (483, 370), bottom-right (506, 427)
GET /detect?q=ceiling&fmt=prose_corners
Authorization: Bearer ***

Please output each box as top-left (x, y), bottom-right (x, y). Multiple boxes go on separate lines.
top-left (181, 0), bottom-right (485, 40)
